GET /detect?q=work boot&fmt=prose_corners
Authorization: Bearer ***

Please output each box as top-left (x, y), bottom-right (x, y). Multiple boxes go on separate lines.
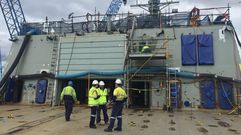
top-left (114, 127), bottom-right (122, 131)
top-left (89, 125), bottom-right (97, 129)
top-left (89, 116), bottom-right (96, 128)
top-left (104, 128), bottom-right (112, 132)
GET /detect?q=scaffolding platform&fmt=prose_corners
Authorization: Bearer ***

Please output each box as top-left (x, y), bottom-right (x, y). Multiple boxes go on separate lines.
top-left (129, 53), bottom-right (166, 60)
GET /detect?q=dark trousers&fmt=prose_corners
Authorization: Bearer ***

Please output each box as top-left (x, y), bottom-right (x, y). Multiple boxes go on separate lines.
top-left (107, 103), bottom-right (123, 130)
top-left (64, 95), bottom-right (74, 121)
top-left (89, 106), bottom-right (98, 127)
top-left (97, 104), bottom-right (109, 123)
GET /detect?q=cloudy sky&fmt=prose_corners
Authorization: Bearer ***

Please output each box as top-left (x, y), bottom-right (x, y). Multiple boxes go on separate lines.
top-left (0, 0), bottom-right (240, 61)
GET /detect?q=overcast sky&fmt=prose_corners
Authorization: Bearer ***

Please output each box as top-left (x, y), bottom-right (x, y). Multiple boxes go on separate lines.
top-left (0, 0), bottom-right (240, 61)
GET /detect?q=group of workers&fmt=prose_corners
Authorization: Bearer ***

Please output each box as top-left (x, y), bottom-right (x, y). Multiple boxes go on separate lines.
top-left (60, 78), bottom-right (127, 132)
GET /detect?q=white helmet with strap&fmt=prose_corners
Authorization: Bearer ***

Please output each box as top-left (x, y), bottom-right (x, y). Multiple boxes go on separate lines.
top-left (115, 79), bottom-right (122, 84)
top-left (99, 81), bottom-right (105, 86)
top-left (92, 80), bottom-right (98, 85)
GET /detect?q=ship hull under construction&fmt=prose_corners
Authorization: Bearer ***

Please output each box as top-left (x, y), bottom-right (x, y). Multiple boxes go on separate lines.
top-left (1, 24), bottom-right (240, 111)
top-left (0, 2), bottom-right (240, 113)
top-left (0, 1), bottom-right (241, 134)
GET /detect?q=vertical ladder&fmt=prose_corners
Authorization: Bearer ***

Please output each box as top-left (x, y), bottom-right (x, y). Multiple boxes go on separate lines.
top-left (164, 36), bottom-right (178, 110)
top-left (166, 70), bottom-right (178, 110)
top-left (169, 78), bottom-right (178, 108)
top-left (50, 41), bottom-right (59, 73)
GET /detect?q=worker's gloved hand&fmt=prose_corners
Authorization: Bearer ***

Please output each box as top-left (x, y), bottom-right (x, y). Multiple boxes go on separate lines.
top-left (112, 96), bottom-right (117, 102)
top-left (107, 101), bottom-right (113, 106)
top-left (123, 97), bottom-right (128, 103)
top-left (94, 95), bottom-right (100, 100)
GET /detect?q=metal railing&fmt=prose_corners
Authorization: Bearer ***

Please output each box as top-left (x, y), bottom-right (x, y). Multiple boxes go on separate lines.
top-left (19, 6), bottom-right (230, 36)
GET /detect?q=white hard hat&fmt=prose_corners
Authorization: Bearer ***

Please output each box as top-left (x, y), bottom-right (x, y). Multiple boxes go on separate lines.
top-left (99, 81), bottom-right (105, 86)
top-left (92, 80), bottom-right (98, 85)
top-left (115, 79), bottom-right (122, 84)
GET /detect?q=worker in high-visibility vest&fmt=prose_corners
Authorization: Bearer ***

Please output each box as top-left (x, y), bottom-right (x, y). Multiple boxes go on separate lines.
top-left (60, 81), bottom-right (77, 121)
top-left (104, 79), bottom-right (127, 132)
top-left (96, 81), bottom-right (109, 124)
top-left (88, 80), bottom-right (100, 129)
top-left (141, 44), bottom-right (151, 53)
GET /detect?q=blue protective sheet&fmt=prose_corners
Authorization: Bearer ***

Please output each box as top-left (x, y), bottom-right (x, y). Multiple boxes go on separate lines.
top-left (218, 81), bottom-right (233, 110)
top-left (200, 80), bottom-right (216, 109)
top-left (198, 34), bottom-right (214, 65)
top-left (170, 83), bottom-right (179, 108)
top-left (181, 35), bottom-right (197, 65)
top-left (35, 79), bottom-right (48, 104)
top-left (199, 15), bottom-right (211, 26)
top-left (4, 79), bottom-right (15, 102)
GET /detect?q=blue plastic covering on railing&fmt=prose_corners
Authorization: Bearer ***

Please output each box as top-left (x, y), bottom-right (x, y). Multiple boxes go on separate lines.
top-left (56, 67), bottom-right (196, 79)
top-left (199, 15), bottom-right (211, 26)
top-left (181, 35), bottom-right (197, 65)
top-left (198, 34), bottom-right (214, 65)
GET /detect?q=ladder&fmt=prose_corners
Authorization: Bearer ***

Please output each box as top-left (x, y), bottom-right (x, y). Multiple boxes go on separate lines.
top-left (50, 40), bottom-right (59, 73)
top-left (165, 38), bottom-right (178, 111)
top-left (169, 79), bottom-right (178, 108)
top-left (166, 70), bottom-right (178, 110)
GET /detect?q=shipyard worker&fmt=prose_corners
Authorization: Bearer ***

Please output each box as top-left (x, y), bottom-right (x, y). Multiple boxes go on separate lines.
top-left (88, 80), bottom-right (100, 129)
top-left (60, 81), bottom-right (77, 121)
top-left (96, 81), bottom-right (109, 124)
top-left (141, 44), bottom-right (151, 53)
top-left (104, 79), bottom-right (127, 132)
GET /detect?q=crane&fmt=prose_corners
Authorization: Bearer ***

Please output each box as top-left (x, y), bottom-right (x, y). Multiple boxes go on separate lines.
top-left (0, 0), bottom-right (26, 41)
top-left (102, 0), bottom-right (127, 21)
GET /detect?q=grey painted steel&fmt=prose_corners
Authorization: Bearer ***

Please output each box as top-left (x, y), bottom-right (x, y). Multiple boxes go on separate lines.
top-left (58, 33), bottom-right (126, 76)
top-left (2, 24), bottom-right (241, 107)
top-left (131, 25), bottom-right (241, 79)
top-left (3, 35), bottom-right (56, 76)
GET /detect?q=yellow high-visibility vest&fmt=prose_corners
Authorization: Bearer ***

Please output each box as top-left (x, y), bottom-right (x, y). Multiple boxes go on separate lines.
top-left (60, 86), bottom-right (77, 102)
top-left (88, 86), bottom-right (98, 106)
top-left (97, 88), bottom-right (108, 105)
top-left (113, 87), bottom-right (127, 101)
top-left (141, 45), bottom-right (150, 53)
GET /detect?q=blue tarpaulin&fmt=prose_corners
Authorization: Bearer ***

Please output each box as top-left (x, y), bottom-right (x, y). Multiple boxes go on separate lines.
top-left (200, 80), bottom-right (216, 109)
top-left (4, 79), bottom-right (15, 102)
top-left (181, 35), bottom-right (197, 65)
top-left (198, 34), bottom-right (214, 65)
top-left (218, 81), bottom-right (233, 110)
top-left (35, 79), bottom-right (48, 104)
top-left (199, 15), bottom-right (211, 26)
